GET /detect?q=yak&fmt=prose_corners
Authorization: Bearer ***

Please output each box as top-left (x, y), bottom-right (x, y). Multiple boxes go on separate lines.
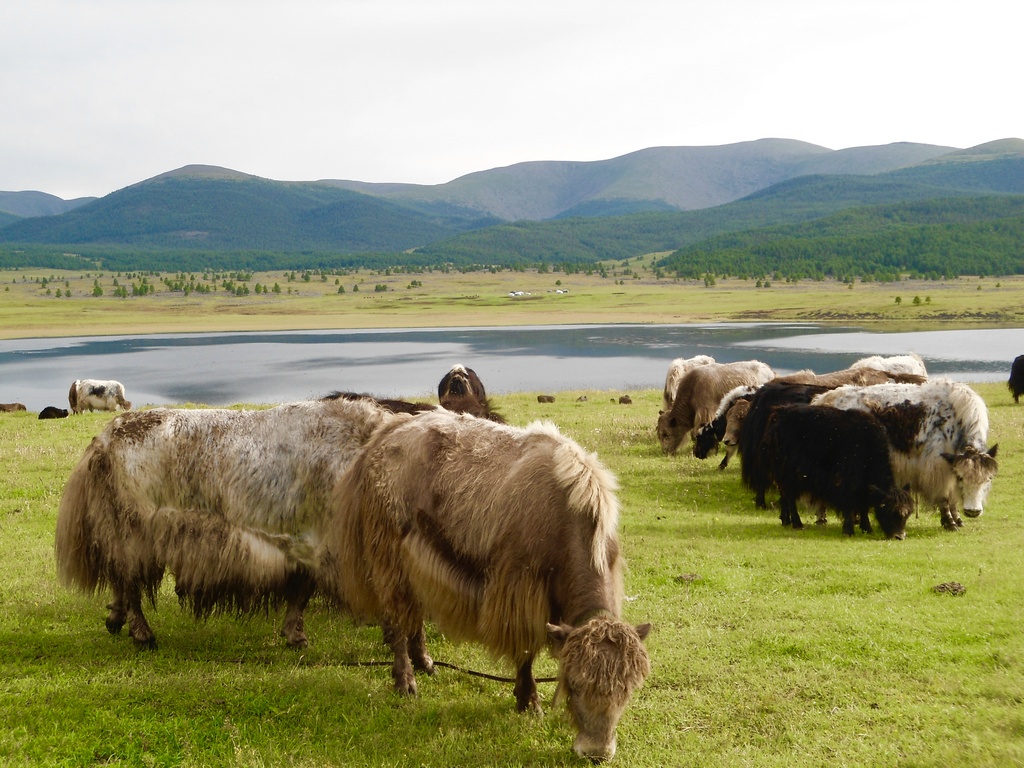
top-left (763, 404), bottom-right (914, 538)
top-left (54, 394), bottom-right (404, 649)
top-left (812, 379), bottom-right (999, 530)
top-left (1009, 355), bottom-right (1024, 404)
top-left (661, 354), bottom-right (715, 412)
top-left (316, 410), bottom-right (651, 762)
top-left (657, 360), bottom-right (774, 454)
top-left (437, 364), bottom-right (505, 422)
top-left (68, 379), bottom-right (131, 414)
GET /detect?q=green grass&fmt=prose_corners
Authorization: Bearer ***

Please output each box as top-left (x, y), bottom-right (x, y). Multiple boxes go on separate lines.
top-left (1, 384), bottom-right (1022, 766)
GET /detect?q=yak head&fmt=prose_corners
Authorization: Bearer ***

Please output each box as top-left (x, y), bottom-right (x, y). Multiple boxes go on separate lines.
top-left (548, 617), bottom-right (652, 762)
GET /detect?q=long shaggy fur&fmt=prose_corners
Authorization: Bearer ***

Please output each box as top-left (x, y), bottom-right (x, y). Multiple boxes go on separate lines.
top-left (657, 360), bottom-right (775, 454)
top-left (318, 410), bottom-right (623, 663)
top-left (55, 395), bottom-right (398, 646)
top-left (812, 378), bottom-right (998, 527)
top-left (662, 355), bottom-right (715, 412)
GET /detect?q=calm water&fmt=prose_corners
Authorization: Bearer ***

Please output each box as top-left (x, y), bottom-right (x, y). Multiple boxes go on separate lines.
top-left (1, 323), bottom-right (1021, 412)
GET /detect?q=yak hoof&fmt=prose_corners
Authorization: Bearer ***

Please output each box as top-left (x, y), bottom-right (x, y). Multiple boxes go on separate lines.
top-left (105, 616), bottom-right (125, 635)
top-left (516, 693), bottom-right (543, 715)
top-left (941, 520), bottom-right (960, 532)
top-left (394, 678), bottom-right (418, 697)
top-left (413, 655), bottom-right (435, 676)
top-left (133, 636), bottom-right (157, 651)
top-left (815, 519), bottom-right (828, 526)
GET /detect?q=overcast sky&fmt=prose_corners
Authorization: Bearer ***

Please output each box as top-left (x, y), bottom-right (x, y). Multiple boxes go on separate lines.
top-left (2, 0), bottom-right (1020, 200)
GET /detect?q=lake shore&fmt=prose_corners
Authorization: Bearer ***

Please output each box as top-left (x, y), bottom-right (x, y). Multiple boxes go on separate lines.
top-left (3, 265), bottom-right (1024, 339)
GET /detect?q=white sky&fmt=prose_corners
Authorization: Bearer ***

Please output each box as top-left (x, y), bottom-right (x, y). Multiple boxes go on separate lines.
top-left (2, 0), bottom-right (1020, 200)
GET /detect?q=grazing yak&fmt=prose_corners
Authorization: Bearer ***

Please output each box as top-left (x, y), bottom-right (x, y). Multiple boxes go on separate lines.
top-left (692, 385), bottom-right (758, 469)
top-left (0, 402), bottom-right (27, 412)
top-left (662, 354), bottom-right (715, 411)
top-left (437, 364), bottom-right (505, 422)
top-left (850, 353), bottom-right (928, 379)
top-left (68, 379), bottom-right (131, 414)
top-left (316, 410), bottom-right (651, 762)
top-left (812, 379), bottom-right (999, 530)
top-left (737, 382), bottom-right (833, 510)
top-left (39, 406), bottom-right (69, 419)
top-left (657, 360), bottom-right (774, 454)
top-left (1009, 355), bottom-right (1024, 404)
top-left (54, 394), bottom-right (404, 649)
top-left (692, 366), bottom-right (922, 466)
top-left (763, 404), bottom-right (914, 538)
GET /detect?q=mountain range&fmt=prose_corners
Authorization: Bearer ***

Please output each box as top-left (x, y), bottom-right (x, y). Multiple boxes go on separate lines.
top-left (1, 137), bottom-right (1023, 267)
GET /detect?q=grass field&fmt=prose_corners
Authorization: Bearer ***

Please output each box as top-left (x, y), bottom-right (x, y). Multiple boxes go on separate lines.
top-left (4, 263), bottom-right (1024, 339)
top-left (1, 383), bottom-right (1021, 767)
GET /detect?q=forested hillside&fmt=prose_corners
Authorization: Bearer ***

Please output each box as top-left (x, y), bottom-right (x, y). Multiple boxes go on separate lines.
top-left (660, 196), bottom-right (1024, 280)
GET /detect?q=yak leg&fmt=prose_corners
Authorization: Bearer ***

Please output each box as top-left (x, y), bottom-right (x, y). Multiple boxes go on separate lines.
top-left (940, 500), bottom-right (963, 531)
top-left (780, 495), bottom-right (803, 529)
top-left (280, 571), bottom-right (316, 649)
top-left (408, 624), bottom-right (434, 675)
top-left (513, 656), bottom-right (542, 714)
top-left (105, 586), bottom-right (127, 635)
top-left (814, 500), bottom-right (828, 525)
top-left (859, 508), bottom-right (873, 534)
top-left (383, 619), bottom-right (417, 696)
top-left (120, 582), bottom-right (156, 649)
top-left (106, 582), bottom-right (156, 648)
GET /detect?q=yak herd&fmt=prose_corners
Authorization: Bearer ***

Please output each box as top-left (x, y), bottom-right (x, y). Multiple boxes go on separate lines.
top-left (0, 355), bottom-right (1016, 760)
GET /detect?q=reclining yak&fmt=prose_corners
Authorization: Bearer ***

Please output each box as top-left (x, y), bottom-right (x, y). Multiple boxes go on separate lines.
top-left (316, 410), bottom-right (651, 762)
top-left (54, 394), bottom-right (405, 649)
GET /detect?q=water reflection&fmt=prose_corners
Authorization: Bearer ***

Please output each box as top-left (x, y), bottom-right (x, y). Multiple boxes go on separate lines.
top-left (0, 323), bottom-right (1020, 411)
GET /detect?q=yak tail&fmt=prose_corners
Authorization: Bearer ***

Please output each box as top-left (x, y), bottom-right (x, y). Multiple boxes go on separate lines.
top-left (54, 444), bottom-right (101, 593)
top-left (150, 507), bottom-right (316, 617)
top-left (550, 435), bottom-right (621, 575)
top-left (67, 381), bottom-right (79, 414)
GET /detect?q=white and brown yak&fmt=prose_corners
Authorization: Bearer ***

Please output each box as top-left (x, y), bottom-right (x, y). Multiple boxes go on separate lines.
top-left (812, 378), bottom-right (998, 530)
top-left (661, 354), bottom-right (715, 412)
top-left (68, 379), bottom-right (132, 414)
top-left (54, 393), bottom-right (404, 649)
top-left (317, 410), bottom-right (651, 762)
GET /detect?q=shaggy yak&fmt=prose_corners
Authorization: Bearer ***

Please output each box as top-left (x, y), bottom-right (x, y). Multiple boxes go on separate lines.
top-left (54, 393), bottom-right (405, 649)
top-left (661, 354), bottom-right (715, 412)
top-left (812, 379), bottom-right (999, 530)
top-left (316, 410), bottom-right (651, 762)
top-left (657, 360), bottom-right (774, 454)
top-left (437, 364), bottom-right (505, 422)
top-left (0, 402), bottom-right (27, 412)
top-left (68, 379), bottom-right (132, 414)
top-left (1009, 355), bottom-right (1024, 404)
top-left (692, 366), bottom-right (918, 464)
top-left (850, 353), bottom-right (928, 379)
top-left (763, 404), bottom-right (914, 537)
top-left (737, 382), bottom-right (833, 511)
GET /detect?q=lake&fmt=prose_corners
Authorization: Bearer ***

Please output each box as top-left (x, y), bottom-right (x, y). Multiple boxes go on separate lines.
top-left (1, 323), bottom-right (1022, 412)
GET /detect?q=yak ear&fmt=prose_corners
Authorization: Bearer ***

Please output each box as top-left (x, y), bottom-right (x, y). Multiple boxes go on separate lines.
top-left (635, 623), bottom-right (653, 641)
top-left (547, 623), bottom-right (572, 650)
top-left (987, 444), bottom-right (999, 459)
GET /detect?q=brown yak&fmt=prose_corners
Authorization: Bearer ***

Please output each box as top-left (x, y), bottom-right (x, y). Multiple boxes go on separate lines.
top-left (54, 393), bottom-right (404, 649)
top-left (437, 364), bottom-right (505, 422)
top-left (657, 360), bottom-right (775, 454)
top-left (317, 410), bottom-right (651, 762)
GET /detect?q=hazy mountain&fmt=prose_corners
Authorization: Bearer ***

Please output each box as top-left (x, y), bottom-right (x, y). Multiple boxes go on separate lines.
top-left (2, 139), bottom-right (1021, 261)
top-left (0, 190), bottom-right (96, 218)
top-left (324, 139), bottom-right (957, 220)
top-left (0, 165), bottom-right (495, 252)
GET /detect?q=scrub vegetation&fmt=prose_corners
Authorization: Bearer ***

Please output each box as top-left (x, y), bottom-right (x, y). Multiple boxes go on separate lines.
top-left (1, 382), bottom-right (1021, 767)
top-left (4, 263), bottom-right (1024, 340)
